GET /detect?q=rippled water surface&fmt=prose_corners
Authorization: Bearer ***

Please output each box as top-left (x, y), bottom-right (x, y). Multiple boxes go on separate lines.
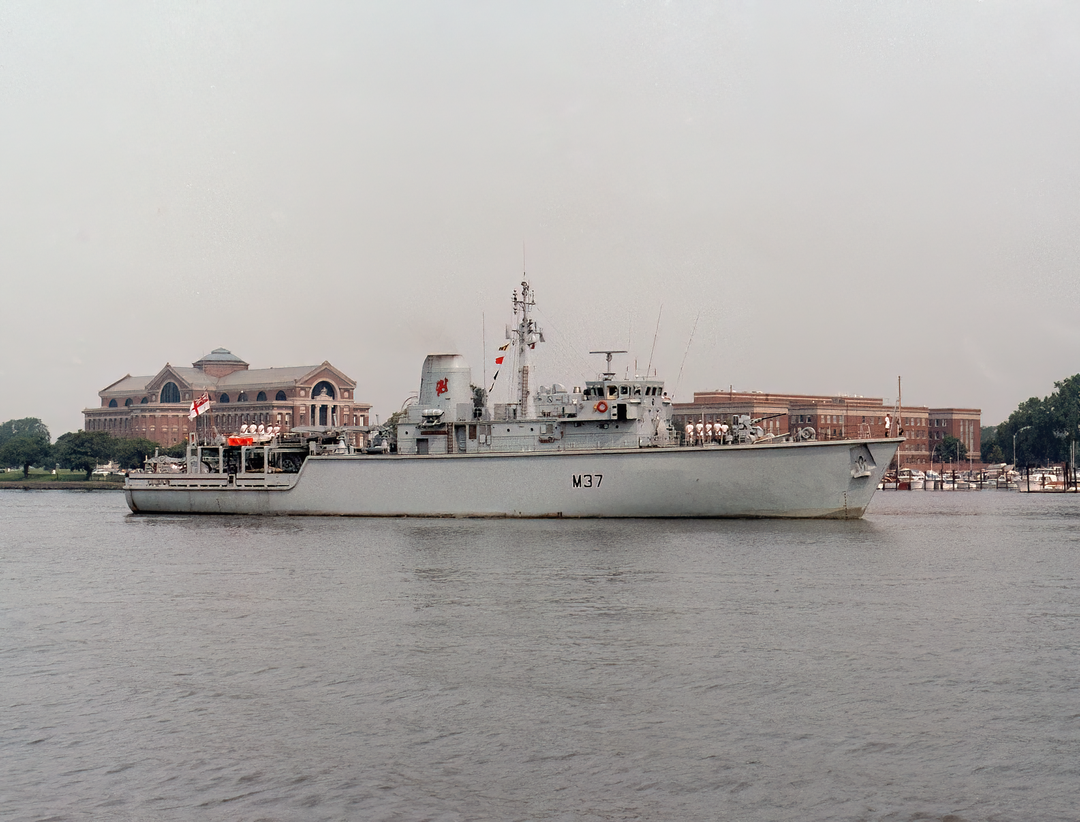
top-left (2, 489), bottom-right (1079, 821)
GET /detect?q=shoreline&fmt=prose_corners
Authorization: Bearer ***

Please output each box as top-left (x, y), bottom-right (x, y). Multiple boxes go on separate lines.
top-left (0, 482), bottom-right (124, 491)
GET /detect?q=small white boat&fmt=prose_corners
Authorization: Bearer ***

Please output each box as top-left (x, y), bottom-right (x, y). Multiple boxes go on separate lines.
top-left (897, 468), bottom-right (925, 489)
top-left (1016, 468), bottom-right (1066, 493)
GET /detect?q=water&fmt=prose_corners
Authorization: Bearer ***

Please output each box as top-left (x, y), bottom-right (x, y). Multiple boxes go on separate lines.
top-left (2, 490), bottom-right (1078, 821)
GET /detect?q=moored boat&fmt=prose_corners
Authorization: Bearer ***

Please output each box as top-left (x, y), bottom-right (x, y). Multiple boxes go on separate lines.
top-left (897, 468), bottom-right (925, 490)
top-left (1016, 467), bottom-right (1068, 493)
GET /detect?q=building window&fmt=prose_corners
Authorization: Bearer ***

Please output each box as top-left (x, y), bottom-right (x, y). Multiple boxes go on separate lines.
top-left (141, 397), bottom-right (148, 404)
top-left (125, 398), bottom-right (133, 407)
top-left (109, 399), bottom-right (118, 408)
top-left (257, 391), bottom-right (267, 402)
top-left (313, 380), bottom-right (336, 399)
top-left (219, 394), bottom-right (230, 403)
top-left (276, 390), bottom-right (287, 401)
top-left (238, 392), bottom-right (248, 402)
top-left (161, 382), bottom-right (182, 403)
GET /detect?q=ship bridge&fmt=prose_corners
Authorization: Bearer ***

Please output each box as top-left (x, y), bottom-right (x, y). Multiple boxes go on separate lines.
top-left (583, 379), bottom-right (667, 402)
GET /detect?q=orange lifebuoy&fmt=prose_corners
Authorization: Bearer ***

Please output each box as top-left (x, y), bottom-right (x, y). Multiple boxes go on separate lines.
top-left (595, 401), bottom-right (608, 413)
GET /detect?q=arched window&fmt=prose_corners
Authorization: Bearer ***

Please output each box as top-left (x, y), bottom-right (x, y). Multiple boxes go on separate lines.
top-left (161, 382), bottom-right (181, 403)
top-left (125, 398), bottom-right (133, 407)
top-left (312, 380), bottom-right (336, 399)
top-left (140, 397), bottom-right (148, 404)
top-left (257, 391), bottom-right (267, 402)
top-left (219, 393), bottom-right (230, 403)
top-left (108, 399), bottom-right (118, 408)
top-left (276, 390), bottom-right (287, 401)
top-left (238, 392), bottom-right (248, 402)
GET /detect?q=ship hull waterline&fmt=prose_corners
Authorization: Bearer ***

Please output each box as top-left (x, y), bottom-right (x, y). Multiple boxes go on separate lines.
top-left (125, 437), bottom-right (901, 519)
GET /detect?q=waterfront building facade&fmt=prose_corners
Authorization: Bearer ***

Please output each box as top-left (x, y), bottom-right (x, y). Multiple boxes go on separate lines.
top-left (928, 408), bottom-right (981, 462)
top-left (673, 390), bottom-right (978, 469)
top-left (84, 349), bottom-right (370, 447)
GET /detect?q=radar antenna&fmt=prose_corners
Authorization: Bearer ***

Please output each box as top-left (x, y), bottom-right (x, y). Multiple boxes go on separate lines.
top-left (589, 350), bottom-right (628, 380)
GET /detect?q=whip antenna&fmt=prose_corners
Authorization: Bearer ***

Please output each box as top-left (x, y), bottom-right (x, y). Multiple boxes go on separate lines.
top-left (646, 304), bottom-right (663, 376)
top-left (672, 312), bottom-right (699, 400)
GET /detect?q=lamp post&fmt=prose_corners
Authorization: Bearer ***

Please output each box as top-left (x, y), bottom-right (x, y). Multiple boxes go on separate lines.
top-left (1013, 425), bottom-right (1032, 468)
top-left (1014, 425), bottom-right (1032, 491)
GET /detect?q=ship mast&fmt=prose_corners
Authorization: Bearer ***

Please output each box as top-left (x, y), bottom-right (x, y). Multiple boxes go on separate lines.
top-left (512, 280), bottom-right (543, 419)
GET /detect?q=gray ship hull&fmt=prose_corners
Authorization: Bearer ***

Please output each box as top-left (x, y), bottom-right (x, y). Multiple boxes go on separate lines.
top-left (125, 437), bottom-right (900, 519)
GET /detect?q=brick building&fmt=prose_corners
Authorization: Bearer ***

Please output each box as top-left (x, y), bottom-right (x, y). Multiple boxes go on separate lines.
top-left (927, 407), bottom-right (981, 462)
top-left (84, 348), bottom-right (371, 447)
top-left (673, 389), bottom-right (978, 469)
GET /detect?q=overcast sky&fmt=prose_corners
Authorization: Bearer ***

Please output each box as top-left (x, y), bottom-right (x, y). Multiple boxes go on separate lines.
top-left (3, 1), bottom-right (1079, 436)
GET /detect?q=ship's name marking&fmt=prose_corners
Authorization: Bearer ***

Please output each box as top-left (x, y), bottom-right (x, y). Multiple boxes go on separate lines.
top-left (572, 474), bottom-right (603, 488)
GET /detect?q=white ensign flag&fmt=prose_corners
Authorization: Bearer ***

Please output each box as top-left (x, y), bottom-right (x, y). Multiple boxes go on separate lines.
top-left (189, 392), bottom-right (211, 419)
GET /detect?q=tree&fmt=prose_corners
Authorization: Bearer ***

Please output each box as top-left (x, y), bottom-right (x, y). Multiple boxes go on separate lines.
top-left (111, 437), bottom-right (161, 470)
top-left (997, 375), bottom-right (1080, 467)
top-left (0, 417), bottom-right (50, 449)
top-left (54, 431), bottom-right (115, 480)
top-left (163, 441), bottom-right (189, 459)
top-left (0, 434), bottom-right (52, 478)
top-left (1047, 373), bottom-right (1080, 465)
top-left (933, 435), bottom-right (967, 463)
top-left (980, 424), bottom-right (999, 462)
top-left (980, 424), bottom-right (1006, 463)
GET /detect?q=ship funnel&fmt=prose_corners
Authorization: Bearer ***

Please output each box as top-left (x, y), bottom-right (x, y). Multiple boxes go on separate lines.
top-left (415, 354), bottom-right (473, 423)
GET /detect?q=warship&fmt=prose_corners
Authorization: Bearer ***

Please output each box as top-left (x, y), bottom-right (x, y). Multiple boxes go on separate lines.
top-left (125, 281), bottom-right (900, 518)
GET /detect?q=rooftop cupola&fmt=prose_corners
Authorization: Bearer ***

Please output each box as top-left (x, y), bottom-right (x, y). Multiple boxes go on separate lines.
top-left (193, 348), bottom-right (249, 378)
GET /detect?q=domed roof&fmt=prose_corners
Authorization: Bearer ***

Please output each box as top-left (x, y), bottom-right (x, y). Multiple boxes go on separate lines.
top-left (197, 348), bottom-right (246, 363)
